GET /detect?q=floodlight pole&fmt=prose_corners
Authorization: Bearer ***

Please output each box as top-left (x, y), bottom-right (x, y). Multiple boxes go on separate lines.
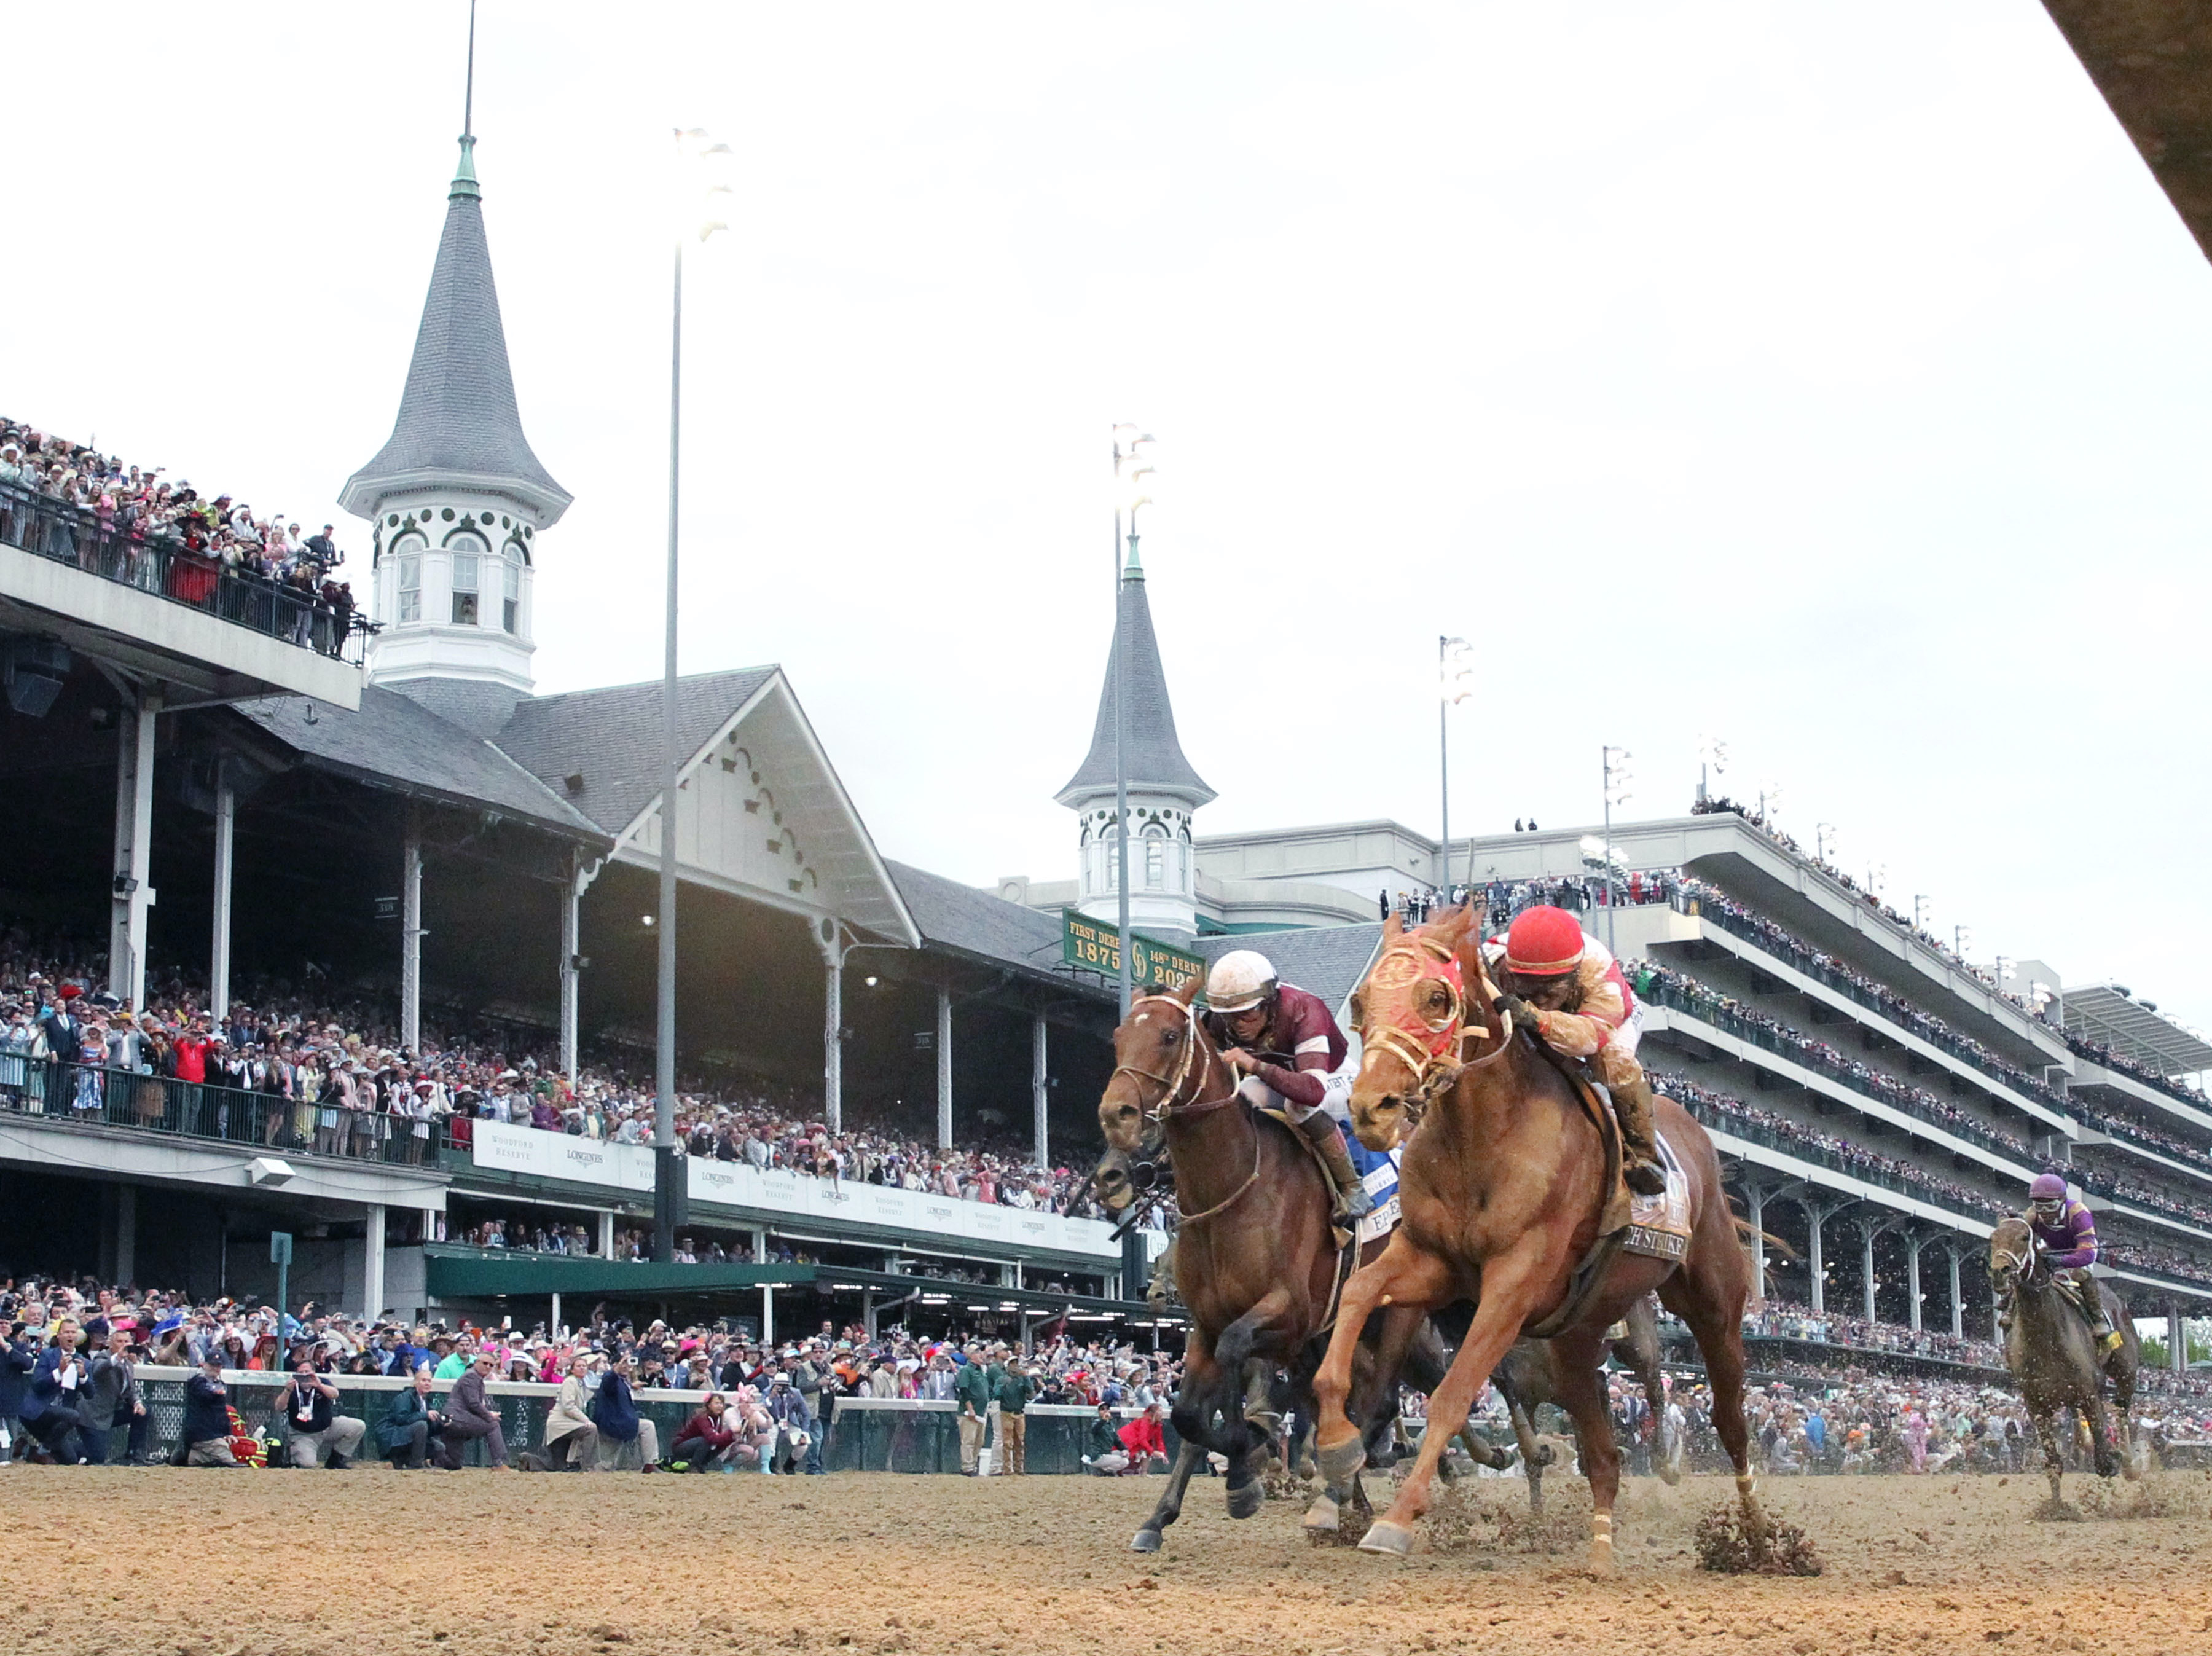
top-left (1438, 635), bottom-right (1451, 898)
top-left (654, 178), bottom-right (685, 1265)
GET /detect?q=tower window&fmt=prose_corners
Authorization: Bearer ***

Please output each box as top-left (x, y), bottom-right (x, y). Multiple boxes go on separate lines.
top-left (502, 546), bottom-right (522, 633)
top-left (450, 554), bottom-right (479, 625)
top-left (396, 552), bottom-right (422, 624)
top-left (1144, 830), bottom-right (1166, 890)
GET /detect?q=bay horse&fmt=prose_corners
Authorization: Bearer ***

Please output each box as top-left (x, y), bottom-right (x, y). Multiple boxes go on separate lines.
top-left (1093, 976), bottom-right (1473, 1552)
top-left (1986, 1217), bottom-right (2142, 1506)
top-left (1309, 908), bottom-right (1768, 1571)
top-left (1489, 1293), bottom-right (1679, 1515)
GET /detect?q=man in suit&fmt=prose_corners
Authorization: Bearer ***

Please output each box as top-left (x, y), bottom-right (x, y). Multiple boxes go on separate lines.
top-left (83, 1328), bottom-right (151, 1465)
top-left (436, 1349), bottom-right (509, 1468)
top-left (21, 1318), bottom-right (88, 1463)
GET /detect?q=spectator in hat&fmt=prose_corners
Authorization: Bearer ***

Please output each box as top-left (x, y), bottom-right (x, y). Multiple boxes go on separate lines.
top-left (594, 1352), bottom-right (660, 1472)
top-left (952, 1347), bottom-right (992, 1475)
top-left (181, 1352), bottom-right (243, 1466)
top-left (541, 1352), bottom-right (598, 1470)
top-left (82, 1327), bottom-right (150, 1466)
top-left (437, 1349), bottom-right (509, 1469)
top-left (274, 1353), bottom-right (366, 1467)
top-left (1083, 1403), bottom-right (1132, 1475)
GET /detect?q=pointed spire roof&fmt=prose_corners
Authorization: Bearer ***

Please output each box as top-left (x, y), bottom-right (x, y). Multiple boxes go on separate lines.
top-left (1056, 561), bottom-right (1215, 809)
top-left (339, 138), bottom-right (571, 524)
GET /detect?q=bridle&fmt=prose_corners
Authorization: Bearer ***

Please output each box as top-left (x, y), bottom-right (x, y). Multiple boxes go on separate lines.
top-left (1357, 933), bottom-right (1508, 1101)
top-left (1110, 993), bottom-right (1239, 1125)
top-left (1988, 1222), bottom-right (2036, 1299)
top-left (1107, 992), bottom-right (1255, 1224)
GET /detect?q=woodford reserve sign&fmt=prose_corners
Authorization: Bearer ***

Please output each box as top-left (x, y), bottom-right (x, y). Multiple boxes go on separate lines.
top-left (1061, 912), bottom-right (1206, 989)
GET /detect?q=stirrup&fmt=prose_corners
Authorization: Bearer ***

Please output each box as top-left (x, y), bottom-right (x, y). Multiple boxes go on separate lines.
top-left (1335, 1184), bottom-right (1373, 1220)
top-left (1624, 1158), bottom-right (1666, 1196)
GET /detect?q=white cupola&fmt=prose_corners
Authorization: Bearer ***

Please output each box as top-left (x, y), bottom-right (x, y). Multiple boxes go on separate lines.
top-left (337, 130), bottom-right (571, 732)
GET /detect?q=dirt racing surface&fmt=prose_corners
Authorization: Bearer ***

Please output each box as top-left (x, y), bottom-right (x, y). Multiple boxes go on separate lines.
top-left (12, 1465), bottom-right (2212, 1656)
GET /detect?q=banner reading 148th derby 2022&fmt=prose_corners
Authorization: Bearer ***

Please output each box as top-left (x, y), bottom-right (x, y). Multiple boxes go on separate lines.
top-left (1060, 912), bottom-right (1205, 989)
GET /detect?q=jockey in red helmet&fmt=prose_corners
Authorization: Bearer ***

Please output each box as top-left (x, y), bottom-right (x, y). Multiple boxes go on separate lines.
top-left (1484, 905), bottom-right (1667, 1196)
top-left (1203, 949), bottom-right (1371, 1223)
top-left (2021, 1172), bottom-right (2122, 1353)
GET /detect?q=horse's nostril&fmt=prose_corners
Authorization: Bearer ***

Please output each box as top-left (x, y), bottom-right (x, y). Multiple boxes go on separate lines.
top-left (1129, 1161), bottom-right (1158, 1191)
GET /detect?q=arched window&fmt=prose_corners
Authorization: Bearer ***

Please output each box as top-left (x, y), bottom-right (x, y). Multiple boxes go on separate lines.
top-left (391, 533), bottom-right (425, 624)
top-left (1143, 825), bottom-right (1167, 891)
top-left (501, 543), bottom-right (524, 633)
top-left (447, 530), bottom-right (488, 625)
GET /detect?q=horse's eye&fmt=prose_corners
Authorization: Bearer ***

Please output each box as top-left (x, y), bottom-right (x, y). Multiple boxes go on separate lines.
top-left (1163, 1028), bottom-right (1180, 1044)
top-left (1426, 987), bottom-right (1449, 1010)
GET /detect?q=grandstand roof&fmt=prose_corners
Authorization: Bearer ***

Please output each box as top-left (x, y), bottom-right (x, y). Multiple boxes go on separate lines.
top-left (887, 860), bottom-right (1101, 994)
top-left (337, 142), bottom-right (571, 524)
top-left (495, 667), bottom-right (779, 838)
top-left (234, 682), bottom-right (606, 842)
top-left (2063, 982), bottom-right (2212, 1077)
top-left (1057, 567), bottom-right (1214, 809)
top-left (1196, 923), bottom-right (1386, 1020)
top-left (2041, 1), bottom-right (2212, 267)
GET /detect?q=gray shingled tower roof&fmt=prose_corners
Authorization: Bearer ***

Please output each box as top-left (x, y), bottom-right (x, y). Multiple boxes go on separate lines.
top-left (1056, 565), bottom-right (1214, 808)
top-left (339, 139), bottom-right (572, 524)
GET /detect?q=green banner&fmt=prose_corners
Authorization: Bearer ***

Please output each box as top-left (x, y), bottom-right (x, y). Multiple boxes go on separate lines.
top-left (1062, 912), bottom-right (1206, 989)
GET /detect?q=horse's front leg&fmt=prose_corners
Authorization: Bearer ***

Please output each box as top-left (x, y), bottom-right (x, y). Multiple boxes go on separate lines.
top-left (1360, 1246), bottom-right (1551, 1556)
top-left (1131, 1440), bottom-right (1206, 1553)
top-left (2033, 1406), bottom-right (2065, 1509)
top-left (1314, 1237), bottom-right (1448, 1483)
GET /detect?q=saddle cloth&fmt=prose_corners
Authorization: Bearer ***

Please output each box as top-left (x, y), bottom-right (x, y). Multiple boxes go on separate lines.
top-left (1348, 1137), bottom-right (1402, 1248)
top-left (1620, 1130), bottom-right (1692, 1262)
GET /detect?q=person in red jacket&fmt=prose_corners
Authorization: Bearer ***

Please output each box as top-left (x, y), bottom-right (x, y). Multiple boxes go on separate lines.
top-left (671, 1392), bottom-right (740, 1471)
top-left (1116, 1402), bottom-right (1169, 1472)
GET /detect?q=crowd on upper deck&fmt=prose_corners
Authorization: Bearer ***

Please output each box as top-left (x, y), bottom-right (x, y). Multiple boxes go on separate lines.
top-left (0, 414), bottom-right (360, 653)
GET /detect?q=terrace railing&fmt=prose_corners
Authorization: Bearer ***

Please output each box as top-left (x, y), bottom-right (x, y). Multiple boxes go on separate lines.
top-left (0, 480), bottom-right (374, 665)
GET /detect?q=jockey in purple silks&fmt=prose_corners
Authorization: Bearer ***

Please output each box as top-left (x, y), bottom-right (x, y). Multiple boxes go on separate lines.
top-left (2015, 1172), bottom-right (2122, 1354)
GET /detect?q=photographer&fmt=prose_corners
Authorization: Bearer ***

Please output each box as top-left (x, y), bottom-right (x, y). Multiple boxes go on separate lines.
top-left (83, 1328), bottom-right (150, 1466)
top-left (181, 1352), bottom-right (243, 1466)
top-left (22, 1317), bottom-right (87, 1464)
top-left (274, 1352), bottom-right (365, 1467)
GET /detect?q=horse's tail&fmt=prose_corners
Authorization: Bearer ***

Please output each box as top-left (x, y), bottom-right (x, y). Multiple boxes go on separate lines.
top-left (1731, 1213), bottom-right (1797, 1258)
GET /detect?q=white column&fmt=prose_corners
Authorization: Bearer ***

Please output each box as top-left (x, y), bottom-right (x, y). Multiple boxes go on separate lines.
top-left (115, 1185), bottom-right (136, 1286)
top-left (1859, 1218), bottom-right (1879, 1324)
top-left (551, 1291), bottom-right (563, 1338)
top-left (1805, 1203), bottom-right (1827, 1316)
top-left (362, 1203), bottom-right (386, 1320)
top-left (936, 987), bottom-right (954, 1150)
top-left (598, 1211), bottom-right (616, 1259)
top-left (2171, 1302), bottom-right (2187, 1376)
top-left (1947, 1247), bottom-right (1964, 1339)
top-left (210, 771), bottom-right (235, 1019)
top-left (1906, 1233), bottom-right (1924, 1333)
top-left (559, 863), bottom-right (581, 1082)
top-left (823, 944), bottom-right (844, 1134)
top-left (401, 803), bottom-right (423, 1053)
top-left (108, 692), bottom-right (159, 1009)
top-left (1741, 1177), bottom-right (1767, 1305)
top-left (1032, 1015), bottom-right (1049, 1168)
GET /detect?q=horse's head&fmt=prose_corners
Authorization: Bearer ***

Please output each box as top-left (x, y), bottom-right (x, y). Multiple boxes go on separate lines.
top-left (1346, 906), bottom-right (1481, 1151)
top-left (1093, 975), bottom-right (1204, 1211)
top-left (1986, 1216), bottom-right (2034, 1301)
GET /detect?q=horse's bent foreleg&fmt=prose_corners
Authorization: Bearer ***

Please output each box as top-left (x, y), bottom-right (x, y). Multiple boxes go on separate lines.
top-left (1131, 1439), bottom-right (1206, 1553)
top-left (1314, 1239), bottom-right (1443, 1480)
top-left (1360, 1248), bottom-right (1548, 1556)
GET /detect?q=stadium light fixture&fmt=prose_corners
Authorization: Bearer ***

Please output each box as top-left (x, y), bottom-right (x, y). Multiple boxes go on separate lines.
top-left (1437, 637), bottom-right (1475, 890)
top-left (1600, 745), bottom-right (1632, 952)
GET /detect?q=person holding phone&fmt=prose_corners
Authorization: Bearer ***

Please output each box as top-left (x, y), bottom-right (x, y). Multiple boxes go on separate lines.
top-left (275, 1354), bottom-right (364, 1467)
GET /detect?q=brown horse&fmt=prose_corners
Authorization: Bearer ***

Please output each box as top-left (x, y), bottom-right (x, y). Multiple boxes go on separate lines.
top-left (1094, 978), bottom-right (1467, 1552)
top-left (1987, 1217), bottom-right (2143, 1507)
top-left (1309, 908), bottom-right (1768, 1571)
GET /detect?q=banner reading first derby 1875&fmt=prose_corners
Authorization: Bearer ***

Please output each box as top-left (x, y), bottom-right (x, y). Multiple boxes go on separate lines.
top-left (1060, 912), bottom-right (1205, 989)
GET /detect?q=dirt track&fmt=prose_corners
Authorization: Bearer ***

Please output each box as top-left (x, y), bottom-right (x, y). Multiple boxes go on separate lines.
top-left (12, 1465), bottom-right (2212, 1655)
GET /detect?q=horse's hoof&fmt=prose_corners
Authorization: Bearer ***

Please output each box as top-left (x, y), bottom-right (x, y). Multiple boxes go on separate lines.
top-left (1303, 1494), bottom-right (1341, 1532)
top-left (1129, 1529), bottom-right (1163, 1554)
top-left (1657, 1461), bottom-right (1682, 1488)
top-left (1357, 1520), bottom-right (1414, 1556)
top-left (1227, 1480), bottom-right (1263, 1521)
top-left (1317, 1437), bottom-right (1367, 1487)
top-left (1586, 1541), bottom-right (1617, 1577)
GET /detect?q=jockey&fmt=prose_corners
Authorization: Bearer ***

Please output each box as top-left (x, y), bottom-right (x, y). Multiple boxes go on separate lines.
top-left (2022, 1173), bottom-right (2122, 1354)
top-left (1202, 949), bottom-right (1372, 1222)
top-left (1483, 905), bottom-right (1667, 1196)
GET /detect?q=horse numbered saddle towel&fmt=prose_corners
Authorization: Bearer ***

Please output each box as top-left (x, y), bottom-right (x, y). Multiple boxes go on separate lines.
top-left (1620, 1131), bottom-right (1692, 1262)
top-left (1349, 1139), bottom-right (1402, 1249)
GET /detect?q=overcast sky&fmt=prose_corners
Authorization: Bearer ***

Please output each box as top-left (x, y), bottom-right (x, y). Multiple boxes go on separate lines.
top-left (9, 3), bottom-right (2211, 1036)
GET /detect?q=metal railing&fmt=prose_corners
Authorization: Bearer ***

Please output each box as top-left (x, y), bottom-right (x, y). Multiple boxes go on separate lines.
top-left (0, 480), bottom-right (374, 665)
top-left (0, 1057), bottom-right (449, 1167)
top-left (1684, 1102), bottom-right (2006, 1220)
top-left (1647, 981), bottom-right (2034, 1163)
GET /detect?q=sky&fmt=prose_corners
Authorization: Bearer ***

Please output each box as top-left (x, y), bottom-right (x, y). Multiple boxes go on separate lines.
top-left (7, 2), bottom-right (2212, 1035)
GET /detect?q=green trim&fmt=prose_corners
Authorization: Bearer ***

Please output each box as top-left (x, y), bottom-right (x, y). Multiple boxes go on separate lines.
top-left (423, 1244), bottom-right (812, 1298)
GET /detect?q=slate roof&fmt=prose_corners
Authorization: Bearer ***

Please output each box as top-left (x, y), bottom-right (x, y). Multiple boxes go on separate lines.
top-left (493, 667), bottom-right (779, 836)
top-left (339, 147), bottom-right (571, 523)
top-left (1057, 570), bottom-right (1214, 807)
top-left (234, 683), bottom-right (606, 842)
top-left (887, 861), bottom-right (1107, 995)
top-left (1197, 924), bottom-right (1386, 1019)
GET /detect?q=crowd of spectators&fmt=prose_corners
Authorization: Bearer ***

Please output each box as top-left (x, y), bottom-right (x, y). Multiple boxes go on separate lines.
top-left (0, 924), bottom-right (1110, 1234)
top-left (1741, 1297), bottom-right (2001, 1370)
top-left (2063, 1028), bottom-right (2212, 1115)
top-left (0, 415), bottom-right (361, 655)
top-left (1647, 1070), bottom-right (2010, 1220)
top-left (2103, 1240), bottom-right (2212, 1292)
top-left (1632, 960), bottom-right (2038, 1162)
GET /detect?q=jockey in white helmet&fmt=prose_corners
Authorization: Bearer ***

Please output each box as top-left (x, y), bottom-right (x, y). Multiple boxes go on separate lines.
top-left (1202, 949), bottom-right (1371, 1222)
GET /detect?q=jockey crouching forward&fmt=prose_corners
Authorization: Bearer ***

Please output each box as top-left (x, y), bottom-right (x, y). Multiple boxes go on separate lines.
top-left (2018, 1172), bottom-right (2122, 1354)
top-left (1203, 950), bottom-right (1372, 1222)
top-left (1483, 905), bottom-right (1668, 1197)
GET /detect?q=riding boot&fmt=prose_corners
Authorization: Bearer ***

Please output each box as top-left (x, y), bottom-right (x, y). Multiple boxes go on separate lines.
top-left (2079, 1278), bottom-right (2123, 1354)
top-left (1299, 1112), bottom-right (1373, 1220)
top-left (1610, 1071), bottom-right (1668, 1197)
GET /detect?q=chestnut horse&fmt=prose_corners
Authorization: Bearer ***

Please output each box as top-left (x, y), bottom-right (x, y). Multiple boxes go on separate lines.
top-left (1094, 977), bottom-right (1469, 1552)
top-left (1310, 908), bottom-right (1768, 1571)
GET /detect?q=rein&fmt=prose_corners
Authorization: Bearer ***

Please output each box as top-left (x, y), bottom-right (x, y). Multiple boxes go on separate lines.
top-left (1110, 992), bottom-right (1257, 1224)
